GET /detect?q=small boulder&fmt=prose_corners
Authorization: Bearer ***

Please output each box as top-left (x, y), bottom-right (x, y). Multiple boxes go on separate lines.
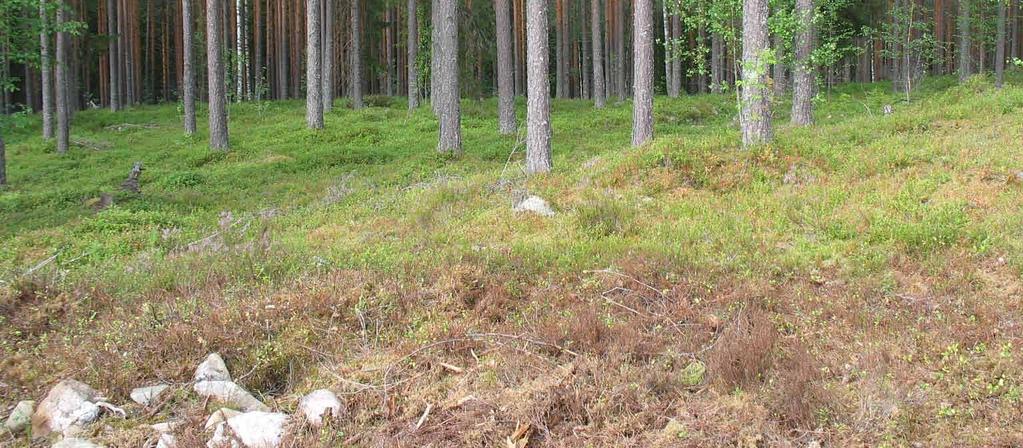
top-left (3, 400), bottom-right (34, 434)
top-left (204, 408), bottom-right (243, 431)
top-left (297, 390), bottom-right (342, 427)
top-left (150, 420), bottom-right (183, 433)
top-left (195, 354), bottom-right (232, 382)
top-left (131, 384), bottom-right (170, 406)
top-left (193, 381), bottom-right (269, 412)
top-left (52, 438), bottom-right (105, 448)
top-left (156, 433), bottom-right (177, 448)
top-left (207, 411), bottom-right (288, 448)
top-left (513, 195), bottom-right (555, 217)
top-left (32, 379), bottom-right (104, 438)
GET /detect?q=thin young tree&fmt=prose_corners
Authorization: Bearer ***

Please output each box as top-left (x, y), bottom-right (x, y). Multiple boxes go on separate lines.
top-left (435, 0), bottom-right (462, 153)
top-left (592, 0), bottom-right (606, 108)
top-left (106, 0), bottom-right (119, 111)
top-left (307, 0), bottom-right (324, 129)
top-left (958, 0), bottom-right (971, 81)
top-left (350, 0), bottom-right (364, 109)
top-left (322, 0), bottom-right (334, 111)
top-left (615, 0), bottom-right (626, 101)
top-left (740, 0), bottom-right (772, 147)
top-left (496, 0), bottom-right (517, 134)
top-left (0, 130), bottom-right (5, 186)
top-left (526, 0), bottom-right (552, 173)
top-left (632, 0), bottom-right (653, 147)
top-left (791, 0), bottom-right (814, 125)
top-left (182, 0), bottom-right (196, 134)
top-left (40, 0), bottom-right (54, 139)
top-left (207, 0), bottom-right (230, 149)
top-left (996, 0), bottom-right (1006, 88)
top-left (55, 4), bottom-right (69, 154)
top-left (408, 0), bottom-right (420, 109)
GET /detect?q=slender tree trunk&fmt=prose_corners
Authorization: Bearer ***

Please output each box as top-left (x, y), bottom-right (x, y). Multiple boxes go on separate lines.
top-left (0, 131), bottom-right (5, 186)
top-left (662, 0), bottom-right (672, 97)
top-left (670, 12), bottom-right (681, 95)
top-left (711, 32), bottom-right (722, 92)
top-left (40, 1), bottom-right (54, 139)
top-left (55, 5), bottom-right (70, 154)
top-left (408, 0), bottom-right (420, 109)
top-left (592, 0), bottom-right (606, 108)
top-left (235, 0), bottom-right (243, 101)
top-left (555, 0), bottom-right (566, 98)
top-left (996, 0), bottom-right (1006, 88)
top-left (496, 0), bottom-right (517, 134)
top-left (207, 0), bottom-right (230, 149)
top-left (615, 0), bottom-right (626, 101)
top-left (350, 0), bottom-right (363, 108)
top-left (958, 0), bottom-right (971, 81)
top-left (323, 0), bottom-right (334, 111)
top-left (791, 0), bottom-right (814, 125)
top-left (435, 0), bottom-right (462, 153)
top-left (740, 0), bottom-right (772, 148)
top-left (307, 0), bottom-right (324, 128)
top-left (526, 0), bottom-right (552, 174)
top-left (632, 0), bottom-right (653, 146)
top-left (106, 0), bottom-right (120, 111)
top-left (183, 0), bottom-right (197, 134)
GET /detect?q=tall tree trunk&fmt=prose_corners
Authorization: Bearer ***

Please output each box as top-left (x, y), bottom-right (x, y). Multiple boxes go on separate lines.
top-left (996, 0), bottom-right (1006, 88)
top-left (791, 0), bottom-right (814, 125)
top-left (740, 0), bottom-right (772, 148)
top-left (183, 0), bottom-right (197, 134)
top-left (615, 0), bottom-right (626, 101)
top-left (670, 13), bottom-right (681, 94)
top-left (323, 0), bottom-right (334, 111)
top-left (55, 5), bottom-right (70, 154)
top-left (435, 0), bottom-right (462, 153)
top-left (207, 0), bottom-right (230, 149)
top-left (0, 131), bottom-right (6, 186)
top-left (958, 0), bottom-right (971, 81)
top-left (106, 0), bottom-right (120, 111)
top-left (592, 0), bottom-right (606, 108)
top-left (496, 0), bottom-right (517, 134)
top-left (307, 0), bottom-right (323, 128)
top-left (632, 0), bottom-right (653, 146)
top-left (662, 0), bottom-right (671, 97)
top-left (350, 0), bottom-right (363, 108)
top-left (772, 32), bottom-right (786, 97)
top-left (40, 0), bottom-right (55, 139)
top-left (408, 0), bottom-right (420, 109)
top-left (526, 0), bottom-right (552, 174)
top-left (555, 0), bottom-right (566, 98)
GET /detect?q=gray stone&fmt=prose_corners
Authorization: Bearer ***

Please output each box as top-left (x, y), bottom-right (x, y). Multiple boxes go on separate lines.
top-left (207, 411), bottom-right (288, 448)
top-left (32, 379), bottom-right (104, 437)
top-left (194, 353), bottom-right (232, 382)
top-left (204, 408), bottom-right (243, 431)
top-left (156, 433), bottom-right (177, 448)
top-left (130, 384), bottom-right (170, 406)
top-left (513, 195), bottom-right (555, 217)
top-left (52, 438), bottom-right (105, 448)
top-left (297, 389), bottom-right (342, 426)
top-left (193, 381), bottom-right (269, 412)
top-left (3, 400), bottom-right (33, 433)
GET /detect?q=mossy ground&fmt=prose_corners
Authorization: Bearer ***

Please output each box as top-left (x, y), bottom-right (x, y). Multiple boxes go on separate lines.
top-left (3, 75), bottom-right (1023, 446)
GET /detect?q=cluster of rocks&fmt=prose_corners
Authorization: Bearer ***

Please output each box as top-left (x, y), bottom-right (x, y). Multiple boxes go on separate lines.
top-left (2, 353), bottom-right (343, 448)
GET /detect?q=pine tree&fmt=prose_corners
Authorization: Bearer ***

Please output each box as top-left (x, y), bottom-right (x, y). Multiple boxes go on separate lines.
top-left (591, 0), bottom-right (606, 108)
top-left (791, 0), bottom-right (814, 125)
top-left (435, 0), bottom-right (462, 153)
top-left (55, 4), bottom-right (70, 154)
top-left (350, 0), bottom-right (364, 109)
top-left (526, 0), bottom-right (552, 173)
top-left (182, 0), bottom-right (196, 134)
top-left (40, 0), bottom-right (54, 139)
top-left (496, 0), bottom-right (517, 134)
top-left (740, 0), bottom-right (772, 147)
top-left (207, 0), bottom-right (230, 149)
top-left (306, 0), bottom-right (324, 129)
top-left (632, 0), bottom-right (653, 147)
top-left (407, 0), bottom-right (420, 109)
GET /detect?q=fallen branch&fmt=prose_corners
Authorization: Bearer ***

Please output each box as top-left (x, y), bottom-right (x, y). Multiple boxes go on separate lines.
top-left (413, 402), bottom-right (433, 432)
top-left (104, 123), bottom-right (159, 132)
top-left (71, 138), bottom-right (113, 151)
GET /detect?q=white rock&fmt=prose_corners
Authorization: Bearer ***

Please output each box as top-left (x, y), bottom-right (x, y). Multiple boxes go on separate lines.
top-left (297, 389), bottom-right (342, 426)
top-left (52, 438), bottom-right (105, 448)
top-left (150, 420), bottom-right (183, 433)
top-left (131, 384), bottom-right (170, 406)
top-left (204, 408), bottom-right (243, 431)
top-left (32, 379), bottom-right (104, 437)
top-left (193, 381), bottom-right (269, 412)
top-left (195, 353), bottom-right (232, 382)
top-left (513, 195), bottom-right (555, 217)
top-left (207, 412), bottom-right (288, 448)
top-left (156, 433), bottom-right (177, 448)
top-left (3, 400), bottom-right (34, 433)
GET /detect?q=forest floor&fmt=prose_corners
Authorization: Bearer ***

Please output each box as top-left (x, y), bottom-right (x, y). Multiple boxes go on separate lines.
top-left (3, 75), bottom-right (1023, 447)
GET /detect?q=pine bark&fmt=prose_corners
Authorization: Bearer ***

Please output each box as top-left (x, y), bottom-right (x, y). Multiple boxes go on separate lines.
top-left (958, 0), bottom-right (971, 81)
top-left (106, 0), bottom-right (120, 111)
top-left (592, 0), bottom-right (606, 108)
top-left (496, 0), bottom-right (517, 134)
top-left (183, 0), bottom-right (197, 134)
top-left (350, 0), bottom-right (363, 108)
top-left (323, 0), bottom-right (334, 111)
top-left (791, 0), bottom-right (814, 125)
top-left (632, 0), bottom-right (653, 147)
top-left (996, 0), bottom-right (1006, 88)
top-left (40, 0), bottom-right (54, 139)
top-left (55, 5), bottom-right (70, 154)
top-left (526, 0), bottom-right (552, 174)
top-left (435, 0), bottom-right (462, 154)
top-left (670, 12), bottom-right (681, 96)
top-left (740, 0), bottom-right (772, 148)
top-left (408, 0), bottom-right (420, 109)
top-left (0, 131), bottom-right (5, 186)
top-left (662, 0), bottom-right (671, 97)
top-left (615, 0), bottom-right (626, 101)
top-left (207, 0), bottom-right (230, 149)
top-left (555, 0), bottom-right (567, 98)
top-left (307, 0), bottom-right (324, 128)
